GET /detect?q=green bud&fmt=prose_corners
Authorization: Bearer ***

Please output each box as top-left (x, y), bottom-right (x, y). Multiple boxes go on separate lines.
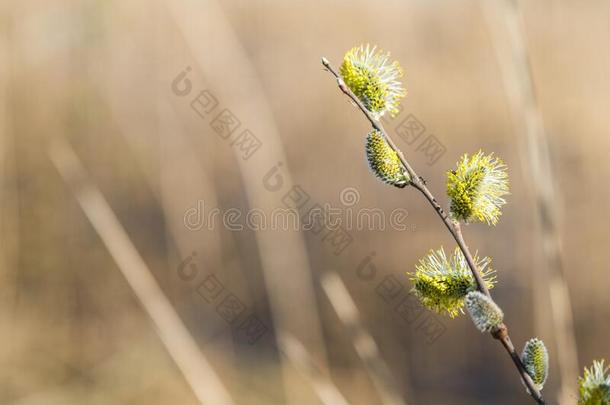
top-left (366, 130), bottom-right (410, 188)
top-left (521, 338), bottom-right (549, 391)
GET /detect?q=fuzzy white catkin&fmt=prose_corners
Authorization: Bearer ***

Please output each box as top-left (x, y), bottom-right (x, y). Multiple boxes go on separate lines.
top-left (465, 291), bottom-right (504, 333)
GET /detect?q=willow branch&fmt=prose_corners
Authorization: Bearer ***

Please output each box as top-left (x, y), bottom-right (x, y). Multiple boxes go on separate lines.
top-left (321, 57), bottom-right (546, 405)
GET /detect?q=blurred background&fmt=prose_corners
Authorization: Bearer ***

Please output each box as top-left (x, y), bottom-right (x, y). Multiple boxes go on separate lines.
top-left (1, 0), bottom-right (609, 404)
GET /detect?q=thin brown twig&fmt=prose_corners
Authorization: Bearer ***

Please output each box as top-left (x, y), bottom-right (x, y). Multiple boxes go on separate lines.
top-left (321, 57), bottom-right (546, 405)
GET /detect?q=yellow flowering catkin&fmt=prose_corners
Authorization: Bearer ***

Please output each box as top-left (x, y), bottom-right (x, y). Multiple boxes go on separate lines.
top-left (447, 151), bottom-right (509, 225)
top-left (409, 247), bottom-right (496, 318)
top-left (340, 44), bottom-right (406, 118)
top-left (579, 360), bottom-right (610, 405)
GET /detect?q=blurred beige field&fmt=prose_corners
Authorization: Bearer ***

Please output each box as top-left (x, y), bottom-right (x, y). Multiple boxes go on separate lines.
top-left (1, 1), bottom-right (609, 404)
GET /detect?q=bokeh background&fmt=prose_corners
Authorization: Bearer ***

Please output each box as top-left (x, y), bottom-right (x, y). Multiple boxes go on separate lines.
top-left (1, 1), bottom-right (609, 404)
